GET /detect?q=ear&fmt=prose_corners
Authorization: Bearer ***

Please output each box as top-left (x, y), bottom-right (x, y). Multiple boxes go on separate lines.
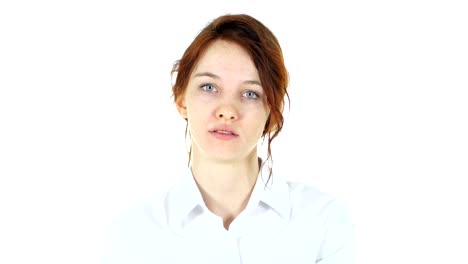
top-left (176, 97), bottom-right (188, 120)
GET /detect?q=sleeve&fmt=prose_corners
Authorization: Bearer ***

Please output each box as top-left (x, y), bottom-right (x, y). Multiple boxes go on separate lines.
top-left (315, 199), bottom-right (357, 264)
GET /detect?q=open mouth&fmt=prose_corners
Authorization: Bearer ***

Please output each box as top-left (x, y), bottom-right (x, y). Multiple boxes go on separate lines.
top-left (209, 128), bottom-right (239, 139)
top-left (213, 130), bottom-right (237, 135)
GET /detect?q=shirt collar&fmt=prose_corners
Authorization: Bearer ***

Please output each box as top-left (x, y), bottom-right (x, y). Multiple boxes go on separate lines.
top-left (251, 159), bottom-right (291, 219)
top-left (166, 158), bottom-right (291, 227)
top-left (166, 167), bottom-right (205, 228)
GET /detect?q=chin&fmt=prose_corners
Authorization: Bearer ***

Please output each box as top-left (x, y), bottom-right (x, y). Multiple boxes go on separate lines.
top-left (208, 149), bottom-right (257, 163)
top-left (194, 141), bottom-right (257, 162)
top-left (209, 153), bottom-right (243, 163)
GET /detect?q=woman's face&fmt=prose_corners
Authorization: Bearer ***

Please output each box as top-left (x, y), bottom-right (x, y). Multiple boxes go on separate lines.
top-left (177, 39), bottom-right (270, 163)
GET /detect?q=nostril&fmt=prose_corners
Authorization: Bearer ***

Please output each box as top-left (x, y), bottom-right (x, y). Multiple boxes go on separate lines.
top-left (216, 110), bottom-right (236, 119)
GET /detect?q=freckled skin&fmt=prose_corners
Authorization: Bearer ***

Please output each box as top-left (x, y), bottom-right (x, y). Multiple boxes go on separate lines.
top-left (177, 39), bottom-right (270, 163)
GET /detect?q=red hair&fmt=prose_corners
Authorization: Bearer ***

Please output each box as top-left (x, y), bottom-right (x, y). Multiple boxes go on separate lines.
top-left (171, 14), bottom-right (290, 178)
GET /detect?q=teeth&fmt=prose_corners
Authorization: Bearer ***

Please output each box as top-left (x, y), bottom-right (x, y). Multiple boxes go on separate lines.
top-left (216, 130), bottom-right (233, 134)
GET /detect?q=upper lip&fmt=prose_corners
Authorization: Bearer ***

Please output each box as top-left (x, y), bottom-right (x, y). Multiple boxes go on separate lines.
top-left (210, 125), bottom-right (238, 136)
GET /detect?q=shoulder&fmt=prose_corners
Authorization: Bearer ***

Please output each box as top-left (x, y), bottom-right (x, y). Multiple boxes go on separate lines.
top-left (109, 191), bottom-right (169, 235)
top-left (286, 181), bottom-right (356, 262)
top-left (101, 191), bottom-right (170, 263)
top-left (286, 180), bottom-right (353, 225)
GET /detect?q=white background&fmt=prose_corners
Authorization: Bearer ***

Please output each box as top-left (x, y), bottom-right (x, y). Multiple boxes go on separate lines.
top-left (1, 0), bottom-right (467, 263)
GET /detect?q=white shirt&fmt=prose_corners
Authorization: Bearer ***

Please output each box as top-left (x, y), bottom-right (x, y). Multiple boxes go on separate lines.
top-left (102, 163), bottom-right (356, 264)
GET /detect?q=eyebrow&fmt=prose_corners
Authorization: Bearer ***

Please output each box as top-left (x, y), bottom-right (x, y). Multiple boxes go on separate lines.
top-left (193, 72), bottom-right (262, 86)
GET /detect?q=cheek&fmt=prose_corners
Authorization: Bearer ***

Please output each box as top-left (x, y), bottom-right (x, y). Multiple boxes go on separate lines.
top-left (254, 111), bottom-right (270, 133)
top-left (186, 100), bottom-right (212, 129)
top-left (260, 111), bottom-right (271, 133)
top-left (186, 92), bottom-right (215, 112)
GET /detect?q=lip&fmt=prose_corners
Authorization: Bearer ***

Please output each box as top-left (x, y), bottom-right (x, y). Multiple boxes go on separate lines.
top-left (209, 125), bottom-right (239, 140)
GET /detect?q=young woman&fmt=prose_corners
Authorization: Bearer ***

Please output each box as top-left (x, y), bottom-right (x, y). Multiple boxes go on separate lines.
top-left (103, 13), bottom-right (355, 264)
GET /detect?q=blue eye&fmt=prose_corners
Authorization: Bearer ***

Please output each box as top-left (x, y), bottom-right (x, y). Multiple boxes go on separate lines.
top-left (244, 91), bottom-right (259, 99)
top-left (201, 84), bottom-right (217, 92)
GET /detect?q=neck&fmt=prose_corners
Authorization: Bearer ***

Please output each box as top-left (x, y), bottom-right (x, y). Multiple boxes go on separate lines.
top-left (190, 151), bottom-right (260, 227)
top-left (191, 152), bottom-right (259, 196)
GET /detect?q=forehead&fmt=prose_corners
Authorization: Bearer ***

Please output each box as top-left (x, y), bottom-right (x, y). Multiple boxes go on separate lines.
top-left (191, 39), bottom-right (259, 79)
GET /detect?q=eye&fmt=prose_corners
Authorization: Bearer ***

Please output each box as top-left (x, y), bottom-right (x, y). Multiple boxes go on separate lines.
top-left (243, 91), bottom-right (259, 99)
top-left (201, 84), bottom-right (217, 92)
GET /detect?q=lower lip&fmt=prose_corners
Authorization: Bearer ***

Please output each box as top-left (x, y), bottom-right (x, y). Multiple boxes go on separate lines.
top-left (210, 131), bottom-right (238, 140)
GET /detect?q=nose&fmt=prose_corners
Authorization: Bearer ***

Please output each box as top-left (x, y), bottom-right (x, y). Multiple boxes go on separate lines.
top-left (216, 104), bottom-right (238, 121)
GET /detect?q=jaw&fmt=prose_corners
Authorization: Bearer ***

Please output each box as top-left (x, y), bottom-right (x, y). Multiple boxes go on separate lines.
top-left (190, 137), bottom-right (259, 165)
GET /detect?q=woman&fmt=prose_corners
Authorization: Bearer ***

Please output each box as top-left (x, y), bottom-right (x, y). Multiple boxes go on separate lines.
top-left (103, 13), bottom-right (355, 264)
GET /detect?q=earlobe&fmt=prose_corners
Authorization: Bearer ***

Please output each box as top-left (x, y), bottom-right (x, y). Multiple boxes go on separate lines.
top-left (176, 99), bottom-right (188, 119)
